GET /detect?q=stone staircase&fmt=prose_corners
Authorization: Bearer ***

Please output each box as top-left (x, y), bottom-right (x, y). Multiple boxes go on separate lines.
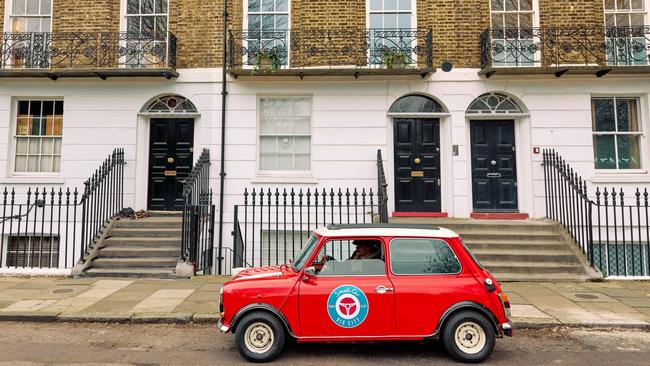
top-left (83, 212), bottom-right (187, 279)
top-left (390, 217), bottom-right (596, 282)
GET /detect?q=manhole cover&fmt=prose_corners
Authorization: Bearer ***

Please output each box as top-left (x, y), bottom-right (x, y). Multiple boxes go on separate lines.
top-left (52, 288), bottom-right (75, 294)
top-left (575, 293), bottom-right (599, 300)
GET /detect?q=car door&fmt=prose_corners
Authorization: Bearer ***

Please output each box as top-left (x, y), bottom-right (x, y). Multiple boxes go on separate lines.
top-left (298, 238), bottom-right (396, 338)
top-left (387, 237), bottom-right (477, 336)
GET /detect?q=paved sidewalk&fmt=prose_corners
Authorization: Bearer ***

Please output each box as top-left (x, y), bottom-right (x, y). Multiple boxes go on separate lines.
top-left (0, 276), bottom-right (649, 328)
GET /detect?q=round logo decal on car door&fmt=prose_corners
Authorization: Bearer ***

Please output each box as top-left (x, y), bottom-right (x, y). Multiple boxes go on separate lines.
top-left (327, 285), bottom-right (369, 328)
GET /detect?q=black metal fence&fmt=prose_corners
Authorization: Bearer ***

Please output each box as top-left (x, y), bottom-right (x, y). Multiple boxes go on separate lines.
top-left (543, 149), bottom-right (650, 277)
top-left (228, 28), bottom-right (433, 71)
top-left (1, 31), bottom-right (176, 69)
top-left (481, 26), bottom-right (650, 69)
top-left (231, 187), bottom-right (382, 273)
top-left (377, 150), bottom-right (389, 223)
top-left (181, 149), bottom-right (215, 275)
top-left (0, 149), bottom-right (125, 270)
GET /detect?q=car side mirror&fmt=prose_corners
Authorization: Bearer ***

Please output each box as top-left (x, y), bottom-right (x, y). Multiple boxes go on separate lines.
top-left (303, 266), bottom-right (316, 282)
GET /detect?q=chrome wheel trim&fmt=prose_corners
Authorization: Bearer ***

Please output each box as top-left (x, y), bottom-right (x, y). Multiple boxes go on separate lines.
top-left (243, 321), bottom-right (274, 354)
top-left (454, 321), bottom-right (486, 355)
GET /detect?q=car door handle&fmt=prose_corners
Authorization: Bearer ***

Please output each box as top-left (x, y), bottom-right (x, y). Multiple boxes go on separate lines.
top-left (375, 286), bottom-right (394, 294)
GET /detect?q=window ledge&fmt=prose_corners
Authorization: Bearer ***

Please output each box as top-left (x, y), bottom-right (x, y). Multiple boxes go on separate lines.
top-left (0, 176), bottom-right (65, 185)
top-left (591, 174), bottom-right (650, 184)
top-left (251, 175), bottom-right (319, 184)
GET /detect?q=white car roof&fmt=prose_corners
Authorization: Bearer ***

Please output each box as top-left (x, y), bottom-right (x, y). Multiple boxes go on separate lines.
top-left (313, 224), bottom-right (460, 239)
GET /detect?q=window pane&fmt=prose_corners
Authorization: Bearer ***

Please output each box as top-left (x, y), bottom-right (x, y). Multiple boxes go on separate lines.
top-left (520, 0), bottom-right (532, 11)
top-left (248, 14), bottom-right (261, 32)
top-left (127, 0), bottom-right (139, 14)
top-left (631, 0), bottom-right (644, 10)
top-left (390, 238), bottom-right (461, 275)
top-left (26, 0), bottom-right (39, 14)
top-left (617, 135), bottom-right (641, 169)
top-left (262, 15), bottom-right (274, 31)
top-left (40, 155), bottom-right (53, 172)
top-left (594, 135), bottom-right (617, 169)
top-left (25, 18), bottom-right (41, 32)
top-left (491, 0), bottom-right (504, 11)
top-left (398, 0), bottom-right (411, 11)
top-left (17, 117), bottom-right (30, 135)
top-left (631, 13), bottom-right (645, 26)
top-left (142, 0), bottom-right (154, 14)
top-left (12, 0), bottom-right (26, 15)
top-left (605, 0), bottom-right (616, 10)
top-left (41, 138), bottom-right (53, 154)
top-left (276, 15), bottom-right (288, 30)
top-left (248, 0), bottom-right (260, 12)
top-left (505, 0), bottom-right (518, 11)
top-left (53, 156), bottom-right (61, 172)
top-left (294, 154), bottom-right (310, 170)
top-left (504, 13), bottom-right (518, 28)
top-left (15, 155), bottom-right (27, 172)
top-left (28, 156), bottom-right (39, 172)
top-left (617, 0), bottom-right (631, 10)
top-left (40, 0), bottom-right (51, 15)
top-left (155, 0), bottom-right (168, 13)
top-left (16, 138), bottom-right (28, 154)
top-left (53, 137), bottom-right (61, 154)
top-left (315, 240), bottom-right (384, 276)
top-left (262, 0), bottom-right (274, 11)
top-left (276, 0), bottom-right (288, 12)
top-left (370, 0), bottom-right (382, 11)
top-left (616, 14), bottom-right (630, 27)
top-left (40, 18), bottom-right (51, 32)
top-left (491, 13), bottom-right (504, 28)
top-left (384, 0), bottom-right (397, 11)
top-left (606, 14), bottom-right (616, 27)
top-left (259, 98), bottom-right (310, 171)
top-left (369, 14), bottom-right (382, 28)
top-left (398, 13), bottom-right (411, 29)
top-left (384, 13), bottom-right (397, 28)
top-left (616, 98), bottom-right (639, 132)
top-left (29, 138), bottom-right (40, 153)
top-left (592, 98), bottom-right (616, 132)
top-left (127, 17), bottom-right (140, 33)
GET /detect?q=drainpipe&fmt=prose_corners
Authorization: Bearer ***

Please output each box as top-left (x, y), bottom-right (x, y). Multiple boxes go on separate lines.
top-left (217, 0), bottom-right (229, 275)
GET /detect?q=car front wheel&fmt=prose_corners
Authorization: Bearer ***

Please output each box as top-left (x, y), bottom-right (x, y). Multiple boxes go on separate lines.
top-left (235, 311), bottom-right (286, 363)
top-left (441, 311), bottom-right (496, 363)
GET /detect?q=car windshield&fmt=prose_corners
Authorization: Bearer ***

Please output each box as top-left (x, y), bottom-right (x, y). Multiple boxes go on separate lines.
top-left (291, 235), bottom-right (319, 272)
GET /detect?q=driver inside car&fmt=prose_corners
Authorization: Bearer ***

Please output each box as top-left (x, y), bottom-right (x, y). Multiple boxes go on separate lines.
top-left (319, 240), bottom-right (381, 262)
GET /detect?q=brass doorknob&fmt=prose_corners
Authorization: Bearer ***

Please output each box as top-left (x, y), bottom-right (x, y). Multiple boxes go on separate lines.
top-left (167, 157), bottom-right (175, 164)
top-left (414, 157), bottom-right (421, 164)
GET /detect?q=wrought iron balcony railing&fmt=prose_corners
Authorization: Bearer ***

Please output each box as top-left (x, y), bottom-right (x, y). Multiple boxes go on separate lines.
top-left (0, 31), bottom-right (177, 78)
top-left (227, 28), bottom-right (434, 77)
top-left (481, 26), bottom-right (650, 76)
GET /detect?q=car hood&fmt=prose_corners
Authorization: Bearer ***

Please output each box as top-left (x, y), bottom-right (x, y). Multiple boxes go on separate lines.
top-left (230, 265), bottom-right (292, 282)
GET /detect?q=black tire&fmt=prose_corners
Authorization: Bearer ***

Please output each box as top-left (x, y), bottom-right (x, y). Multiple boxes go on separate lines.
top-left (235, 311), bottom-right (286, 363)
top-left (441, 311), bottom-right (496, 363)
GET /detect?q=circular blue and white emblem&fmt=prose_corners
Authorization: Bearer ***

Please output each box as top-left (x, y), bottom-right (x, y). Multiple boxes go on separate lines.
top-left (327, 285), bottom-right (369, 328)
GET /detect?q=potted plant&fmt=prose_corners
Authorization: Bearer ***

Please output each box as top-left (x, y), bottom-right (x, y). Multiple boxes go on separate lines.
top-left (381, 49), bottom-right (411, 69)
top-left (251, 48), bottom-right (283, 74)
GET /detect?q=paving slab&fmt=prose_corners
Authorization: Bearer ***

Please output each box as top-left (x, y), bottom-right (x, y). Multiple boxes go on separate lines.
top-left (616, 297), bottom-right (650, 308)
top-left (511, 304), bottom-right (553, 319)
top-left (0, 281), bottom-right (20, 291)
top-left (131, 289), bottom-right (195, 313)
top-left (195, 283), bottom-right (221, 292)
top-left (10, 280), bottom-right (58, 290)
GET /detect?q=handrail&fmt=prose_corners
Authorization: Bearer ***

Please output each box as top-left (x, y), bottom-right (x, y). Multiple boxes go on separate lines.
top-left (377, 149), bottom-right (389, 223)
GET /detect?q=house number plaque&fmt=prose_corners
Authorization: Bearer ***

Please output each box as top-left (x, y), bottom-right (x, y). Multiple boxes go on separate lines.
top-left (411, 171), bottom-right (424, 177)
top-left (164, 170), bottom-right (177, 177)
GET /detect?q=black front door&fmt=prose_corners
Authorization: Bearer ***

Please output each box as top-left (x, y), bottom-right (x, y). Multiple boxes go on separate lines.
top-left (470, 120), bottom-right (518, 212)
top-left (394, 118), bottom-right (441, 212)
top-left (148, 118), bottom-right (194, 211)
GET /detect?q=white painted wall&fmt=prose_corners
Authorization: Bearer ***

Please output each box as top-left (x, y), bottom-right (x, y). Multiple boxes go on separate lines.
top-left (1, 68), bottom-right (650, 271)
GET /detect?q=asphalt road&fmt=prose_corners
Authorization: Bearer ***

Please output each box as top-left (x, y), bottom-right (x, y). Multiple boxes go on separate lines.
top-left (0, 322), bottom-right (649, 365)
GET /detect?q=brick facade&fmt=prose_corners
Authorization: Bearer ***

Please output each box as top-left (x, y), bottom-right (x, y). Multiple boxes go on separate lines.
top-left (539, 0), bottom-right (604, 28)
top-left (1, 1), bottom-right (611, 69)
top-left (51, 0), bottom-right (120, 32)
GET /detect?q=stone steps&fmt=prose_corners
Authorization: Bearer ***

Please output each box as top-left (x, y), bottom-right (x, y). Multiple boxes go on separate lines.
top-left (83, 213), bottom-right (184, 279)
top-left (389, 217), bottom-right (592, 282)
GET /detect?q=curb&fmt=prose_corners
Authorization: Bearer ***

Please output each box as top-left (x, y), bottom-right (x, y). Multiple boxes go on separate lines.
top-left (0, 313), bottom-right (647, 330)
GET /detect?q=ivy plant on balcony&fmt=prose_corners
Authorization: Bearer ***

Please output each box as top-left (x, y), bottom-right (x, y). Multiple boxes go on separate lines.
top-left (251, 48), bottom-right (283, 74)
top-left (381, 49), bottom-right (411, 69)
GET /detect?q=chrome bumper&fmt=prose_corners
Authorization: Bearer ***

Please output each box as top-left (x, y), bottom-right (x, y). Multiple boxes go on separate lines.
top-left (501, 321), bottom-right (513, 337)
top-left (217, 319), bottom-right (230, 333)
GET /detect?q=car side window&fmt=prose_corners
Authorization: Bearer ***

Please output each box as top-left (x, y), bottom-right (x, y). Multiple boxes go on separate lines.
top-left (390, 238), bottom-right (461, 275)
top-left (310, 239), bottom-right (386, 276)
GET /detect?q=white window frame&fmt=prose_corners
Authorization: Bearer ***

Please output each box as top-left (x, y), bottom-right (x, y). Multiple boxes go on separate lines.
top-left (120, 0), bottom-right (169, 33)
top-left (4, 0), bottom-right (53, 33)
top-left (365, 0), bottom-right (418, 67)
top-left (591, 95), bottom-right (646, 173)
top-left (489, 0), bottom-right (541, 67)
top-left (243, 0), bottom-right (291, 68)
top-left (603, 0), bottom-right (650, 66)
top-left (256, 95), bottom-right (313, 177)
top-left (10, 98), bottom-right (63, 177)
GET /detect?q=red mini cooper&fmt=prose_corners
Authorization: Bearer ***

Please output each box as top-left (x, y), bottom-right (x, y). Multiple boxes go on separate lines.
top-left (219, 224), bottom-right (513, 363)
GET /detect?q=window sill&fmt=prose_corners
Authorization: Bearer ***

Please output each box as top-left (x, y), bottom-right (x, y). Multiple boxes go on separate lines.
top-left (0, 176), bottom-right (65, 185)
top-left (251, 175), bottom-right (319, 184)
top-left (592, 173), bottom-right (650, 184)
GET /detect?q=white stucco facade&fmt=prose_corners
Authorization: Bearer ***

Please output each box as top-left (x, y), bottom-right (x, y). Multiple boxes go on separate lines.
top-left (1, 67), bottom-right (650, 272)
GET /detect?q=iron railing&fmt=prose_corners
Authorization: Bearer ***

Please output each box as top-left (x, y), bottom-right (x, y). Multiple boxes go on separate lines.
top-left (481, 26), bottom-right (650, 69)
top-left (0, 31), bottom-right (176, 69)
top-left (227, 28), bottom-right (433, 71)
top-left (230, 187), bottom-right (381, 273)
top-left (543, 149), bottom-right (650, 277)
top-left (0, 149), bottom-right (125, 270)
top-left (377, 149), bottom-right (389, 223)
top-left (181, 149), bottom-right (215, 275)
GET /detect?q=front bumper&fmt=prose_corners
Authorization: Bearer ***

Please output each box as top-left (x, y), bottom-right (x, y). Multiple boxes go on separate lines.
top-left (218, 319), bottom-right (230, 333)
top-left (501, 321), bottom-right (513, 337)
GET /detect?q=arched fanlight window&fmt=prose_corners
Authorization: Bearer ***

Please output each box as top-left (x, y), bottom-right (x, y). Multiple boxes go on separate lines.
top-left (467, 92), bottom-right (524, 114)
top-left (143, 94), bottom-right (198, 114)
top-left (389, 94), bottom-right (444, 113)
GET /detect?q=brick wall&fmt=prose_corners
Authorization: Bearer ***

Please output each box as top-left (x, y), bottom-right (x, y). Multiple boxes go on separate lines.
top-left (539, 0), bottom-right (604, 28)
top-left (52, 0), bottom-right (120, 32)
top-left (0, 1), bottom-right (4, 32)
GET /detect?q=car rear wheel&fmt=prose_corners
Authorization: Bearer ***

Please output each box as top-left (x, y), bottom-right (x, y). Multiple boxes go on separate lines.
top-left (235, 311), bottom-right (286, 363)
top-left (441, 311), bottom-right (495, 363)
